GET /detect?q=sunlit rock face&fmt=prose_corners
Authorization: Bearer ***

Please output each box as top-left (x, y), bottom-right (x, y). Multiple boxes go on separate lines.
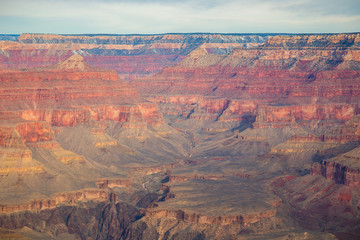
top-left (0, 33), bottom-right (360, 240)
top-left (133, 33), bottom-right (360, 99)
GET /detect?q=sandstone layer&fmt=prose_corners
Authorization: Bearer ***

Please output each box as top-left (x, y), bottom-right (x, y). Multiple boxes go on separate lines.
top-left (0, 33), bottom-right (360, 239)
top-left (0, 33), bottom-right (270, 78)
top-left (133, 33), bottom-right (360, 130)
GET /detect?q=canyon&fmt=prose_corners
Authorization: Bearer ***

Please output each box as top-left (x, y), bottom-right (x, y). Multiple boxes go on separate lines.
top-left (0, 33), bottom-right (359, 239)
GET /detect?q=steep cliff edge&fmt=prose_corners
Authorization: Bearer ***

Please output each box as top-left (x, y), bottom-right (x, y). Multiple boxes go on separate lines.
top-left (0, 54), bottom-right (167, 206)
top-left (0, 201), bottom-right (142, 240)
top-left (133, 33), bottom-right (360, 130)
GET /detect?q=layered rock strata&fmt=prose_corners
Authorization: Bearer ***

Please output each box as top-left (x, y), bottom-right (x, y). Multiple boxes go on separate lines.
top-left (0, 33), bottom-right (270, 77)
top-left (0, 54), bottom-right (163, 128)
top-left (0, 33), bottom-right (359, 239)
top-left (311, 146), bottom-right (360, 187)
top-left (144, 208), bottom-right (276, 226)
top-left (0, 189), bottom-right (112, 213)
top-left (134, 33), bottom-right (360, 128)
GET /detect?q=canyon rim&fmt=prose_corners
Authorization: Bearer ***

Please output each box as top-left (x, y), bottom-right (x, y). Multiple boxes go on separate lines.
top-left (0, 32), bottom-right (359, 240)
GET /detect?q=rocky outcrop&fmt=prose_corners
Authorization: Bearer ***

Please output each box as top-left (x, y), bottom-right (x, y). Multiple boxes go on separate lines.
top-left (0, 148), bottom-right (44, 175)
top-left (269, 132), bottom-right (360, 168)
top-left (0, 126), bottom-right (26, 148)
top-left (82, 103), bottom-right (163, 127)
top-left (134, 33), bottom-right (360, 96)
top-left (0, 201), bottom-right (141, 240)
top-left (0, 54), bottom-right (118, 84)
top-left (16, 33), bottom-right (268, 45)
top-left (1, 33), bottom-right (269, 77)
top-left (254, 104), bottom-right (358, 128)
top-left (311, 147), bottom-right (360, 187)
top-left (168, 174), bottom-right (226, 182)
top-left (4, 33), bottom-right (360, 128)
top-left (1, 33), bottom-right (360, 239)
top-left (138, 102), bottom-right (164, 126)
top-left (0, 54), bottom-right (164, 128)
top-left (0, 189), bottom-right (112, 213)
top-left (15, 121), bottom-right (54, 143)
top-left (50, 147), bottom-right (88, 165)
top-left (168, 172), bottom-right (251, 183)
top-left (0, 55), bottom-right (140, 108)
top-left (151, 93), bottom-right (358, 126)
top-left (289, 134), bottom-right (360, 143)
top-left (0, 115), bottom-right (51, 175)
top-left (148, 95), bottom-right (258, 122)
top-left (20, 109), bottom-right (90, 127)
top-left (271, 174), bottom-right (360, 233)
top-left (132, 33), bottom-right (360, 128)
top-left (97, 179), bottom-right (132, 189)
top-left (265, 34), bottom-right (360, 48)
top-left (144, 208), bottom-right (276, 226)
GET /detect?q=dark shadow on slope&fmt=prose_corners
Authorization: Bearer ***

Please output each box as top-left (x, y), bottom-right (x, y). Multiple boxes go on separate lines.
top-left (231, 114), bottom-right (256, 133)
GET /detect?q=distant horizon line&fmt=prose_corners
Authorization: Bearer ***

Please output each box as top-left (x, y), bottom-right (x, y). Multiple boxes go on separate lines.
top-left (1, 32), bottom-right (359, 36)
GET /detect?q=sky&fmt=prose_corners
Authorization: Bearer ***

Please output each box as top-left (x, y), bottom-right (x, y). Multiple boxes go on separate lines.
top-left (0, 0), bottom-right (359, 34)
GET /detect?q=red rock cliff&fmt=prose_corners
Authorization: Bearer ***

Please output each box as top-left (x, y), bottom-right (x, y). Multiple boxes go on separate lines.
top-left (311, 147), bottom-right (360, 187)
top-left (0, 55), bottom-right (163, 128)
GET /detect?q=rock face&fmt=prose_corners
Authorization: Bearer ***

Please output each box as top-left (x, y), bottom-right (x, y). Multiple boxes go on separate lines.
top-left (0, 33), bottom-right (270, 78)
top-left (255, 104), bottom-right (358, 128)
top-left (0, 54), bottom-right (163, 128)
top-left (0, 113), bottom-right (46, 175)
top-left (1, 33), bottom-right (360, 239)
top-left (144, 208), bottom-right (276, 226)
top-left (0, 54), bottom-right (133, 105)
top-left (0, 189), bottom-right (111, 213)
top-left (134, 33), bottom-right (360, 95)
top-left (311, 146), bottom-right (360, 187)
top-left (0, 53), bottom-right (164, 208)
top-left (133, 33), bottom-right (360, 128)
top-left (0, 201), bottom-right (142, 240)
top-left (271, 174), bottom-right (360, 234)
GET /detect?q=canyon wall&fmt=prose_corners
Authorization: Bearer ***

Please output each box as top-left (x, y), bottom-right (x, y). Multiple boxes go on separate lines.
top-left (1, 33), bottom-right (360, 239)
top-left (133, 33), bottom-right (360, 129)
top-left (0, 33), bottom-right (270, 77)
top-left (311, 146), bottom-right (360, 187)
top-left (0, 54), bottom-right (163, 128)
top-left (3, 33), bottom-right (359, 128)
top-left (133, 33), bottom-right (360, 98)
top-left (0, 201), bottom-right (142, 240)
top-left (0, 189), bottom-right (111, 213)
top-left (0, 52), bottom-right (165, 209)
top-left (144, 208), bottom-right (276, 226)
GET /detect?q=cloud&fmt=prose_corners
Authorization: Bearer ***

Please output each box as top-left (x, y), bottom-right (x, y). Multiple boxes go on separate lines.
top-left (0, 0), bottom-right (359, 34)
